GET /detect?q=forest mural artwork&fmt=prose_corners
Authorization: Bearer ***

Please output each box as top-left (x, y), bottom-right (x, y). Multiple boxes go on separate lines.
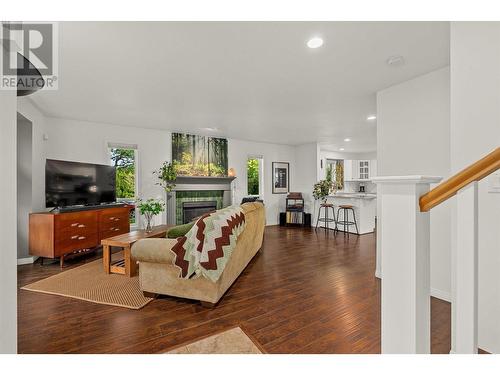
top-left (172, 133), bottom-right (228, 177)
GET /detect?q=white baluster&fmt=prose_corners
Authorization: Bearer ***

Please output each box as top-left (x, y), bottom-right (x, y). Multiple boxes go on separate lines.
top-left (452, 182), bottom-right (478, 354)
top-left (373, 175), bottom-right (442, 353)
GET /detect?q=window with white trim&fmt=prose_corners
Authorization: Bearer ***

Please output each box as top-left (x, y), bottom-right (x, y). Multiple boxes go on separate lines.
top-left (108, 142), bottom-right (138, 226)
top-left (247, 156), bottom-right (264, 197)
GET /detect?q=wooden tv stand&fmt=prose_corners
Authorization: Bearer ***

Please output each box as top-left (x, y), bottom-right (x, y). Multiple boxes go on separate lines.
top-left (29, 205), bottom-right (133, 268)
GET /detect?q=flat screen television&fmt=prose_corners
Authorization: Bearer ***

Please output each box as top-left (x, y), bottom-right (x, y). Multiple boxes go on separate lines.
top-left (45, 159), bottom-right (116, 208)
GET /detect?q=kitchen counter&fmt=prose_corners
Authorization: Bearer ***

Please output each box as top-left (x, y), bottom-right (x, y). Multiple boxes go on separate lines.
top-left (324, 193), bottom-right (377, 234)
top-left (328, 192), bottom-right (377, 200)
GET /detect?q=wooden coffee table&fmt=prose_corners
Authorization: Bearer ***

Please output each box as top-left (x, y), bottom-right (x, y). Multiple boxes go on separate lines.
top-left (101, 224), bottom-right (172, 277)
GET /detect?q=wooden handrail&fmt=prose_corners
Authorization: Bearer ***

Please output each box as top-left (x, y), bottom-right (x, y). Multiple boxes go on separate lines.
top-left (419, 147), bottom-right (500, 212)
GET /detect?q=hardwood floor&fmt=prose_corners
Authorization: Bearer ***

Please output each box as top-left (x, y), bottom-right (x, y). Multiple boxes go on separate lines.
top-left (17, 226), bottom-right (451, 354)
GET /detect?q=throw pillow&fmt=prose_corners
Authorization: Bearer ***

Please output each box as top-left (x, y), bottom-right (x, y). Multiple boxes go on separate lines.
top-left (167, 221), bottom-right (196, 239)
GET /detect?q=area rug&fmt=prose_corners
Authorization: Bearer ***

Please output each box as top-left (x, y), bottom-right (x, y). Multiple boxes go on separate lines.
top-left (21, 254), bottom-right (152, 310)
top-left (165, 327), bottom-right (263, 354)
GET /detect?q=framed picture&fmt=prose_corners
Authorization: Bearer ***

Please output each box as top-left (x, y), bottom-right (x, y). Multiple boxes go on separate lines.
top-left (272, 162), bottom-right (289, 194)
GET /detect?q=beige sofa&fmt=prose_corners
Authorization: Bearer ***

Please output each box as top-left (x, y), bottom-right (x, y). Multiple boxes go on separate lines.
top-left (131, 202), bottom-right (265, 306)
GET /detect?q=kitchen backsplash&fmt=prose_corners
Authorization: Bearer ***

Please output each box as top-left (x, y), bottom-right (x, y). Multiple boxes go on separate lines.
top-left (342, 181), bottom-right (377, 194)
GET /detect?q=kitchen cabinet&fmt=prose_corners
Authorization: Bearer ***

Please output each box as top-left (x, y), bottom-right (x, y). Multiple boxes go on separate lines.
top-left (343, 159), bottom-right (377, 181)
top-left (343, 159), bottom-right (353, 181)
top-left (358, 160), bottom-right (370, 180)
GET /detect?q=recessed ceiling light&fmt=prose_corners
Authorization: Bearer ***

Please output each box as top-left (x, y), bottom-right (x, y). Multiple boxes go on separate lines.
top-left (340, 148), bottom-right (345, 151)
top-left (386, 55), bottom-right (405, 67)
top-left (200, 127), bottom-right (218, 132)
top-left (307, 37), bottom-right (324, 49)
top-left (344, 138), bottom-right (351, 142)
top-left (367, 115), bottom-right (377, 121)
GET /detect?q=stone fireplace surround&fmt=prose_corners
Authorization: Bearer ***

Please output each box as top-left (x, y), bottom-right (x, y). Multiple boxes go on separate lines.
top-left (166, 176), bottom-right (236, 225)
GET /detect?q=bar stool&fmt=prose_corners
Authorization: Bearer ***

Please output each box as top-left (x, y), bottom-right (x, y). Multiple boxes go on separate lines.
top-left (315, 203), bottom-right (336, 232)
top-left (336, 205), bottom-right (359, 237)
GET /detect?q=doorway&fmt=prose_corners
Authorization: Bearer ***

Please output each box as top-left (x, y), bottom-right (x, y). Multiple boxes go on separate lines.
top-left (17, 113), bottom-right (33, 263)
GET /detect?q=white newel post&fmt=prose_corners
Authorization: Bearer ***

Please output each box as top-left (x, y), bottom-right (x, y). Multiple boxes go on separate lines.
top-left (373, 176), bottom-right (442, 354)
top-left (452, 182), bottom-right (479, 354)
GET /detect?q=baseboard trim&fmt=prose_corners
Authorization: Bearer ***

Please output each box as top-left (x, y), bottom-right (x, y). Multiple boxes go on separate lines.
top-left (17, 256), bottom-right (39, 265)
top-left (430, 288), bottom-right (451, 303)
top-left (374, 274), bottom-right (451, 303)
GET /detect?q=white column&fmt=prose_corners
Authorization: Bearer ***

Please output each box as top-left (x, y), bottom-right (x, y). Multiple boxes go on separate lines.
top-left (0, 79), bottom-right (17, 353)
top-left (452, 182), bottom-right (479, 354)
top-left (373, 175), bottom-right (442, 354)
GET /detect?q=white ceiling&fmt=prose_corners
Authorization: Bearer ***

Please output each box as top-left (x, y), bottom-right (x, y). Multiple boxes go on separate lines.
top-left (31, 22), bottom-right (450, 152)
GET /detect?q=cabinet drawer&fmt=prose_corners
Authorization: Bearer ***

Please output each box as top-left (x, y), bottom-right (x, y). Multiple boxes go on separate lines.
top-left (58, 224), bottom-right (97, 240)
top-left (100, 210), bottom-right (129, 224)
top-left (100, 226), bottom-right (129, 240)
top-left (55, 211), bottom-right (98, 232)
top-left (54, 232), bottom-right (99, 256)
top-left (99, 216), bottom-right (130, 232)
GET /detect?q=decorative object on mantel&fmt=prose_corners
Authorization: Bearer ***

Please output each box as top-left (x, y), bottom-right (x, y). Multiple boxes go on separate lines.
top-left (137, 198), bottom-right (165, 232)
top-left (154, 161), bottom-right (178, 192)
top-left (228, 167), bottom-right (236, 177)
top-left (313, 180), bottom-right (332, 204)
top-left (272, 162), bottom-right (290, 194)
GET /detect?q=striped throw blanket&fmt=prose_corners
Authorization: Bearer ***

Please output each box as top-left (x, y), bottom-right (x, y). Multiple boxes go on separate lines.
top-left (170, 205), bottom-right (246, 282)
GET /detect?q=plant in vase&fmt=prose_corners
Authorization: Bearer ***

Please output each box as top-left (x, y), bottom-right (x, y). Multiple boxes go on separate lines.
top-left (313, 179), bottom-right (332, 204)
top-left (137, 198), bottom-right (165, 232)
top-left (153, 161), bottom-right (178, 193)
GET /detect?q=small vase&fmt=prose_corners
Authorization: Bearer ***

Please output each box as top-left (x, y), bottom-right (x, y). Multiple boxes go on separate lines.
top-left (144, 212), bottom-right (153, 233)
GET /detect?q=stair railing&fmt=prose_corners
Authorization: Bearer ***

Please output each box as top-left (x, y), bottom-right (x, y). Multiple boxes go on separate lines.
top-left (373, 147), bottom-right (500, 354)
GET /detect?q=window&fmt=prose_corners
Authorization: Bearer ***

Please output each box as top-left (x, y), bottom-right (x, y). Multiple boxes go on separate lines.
top-left (247, 156), bottom-right (264, 196)
top-left (108, 143), bottom-right (138, 226)
top-left (325, 159), bottom-right (344, 190)
top-left (172, 133), bottom-right (228, 176)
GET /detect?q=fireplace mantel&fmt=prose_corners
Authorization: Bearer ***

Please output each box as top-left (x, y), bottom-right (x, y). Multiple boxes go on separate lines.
top-left (166, 175), bottom-right (236, 225)
top-left (173, 176), bottom-right (236, 191)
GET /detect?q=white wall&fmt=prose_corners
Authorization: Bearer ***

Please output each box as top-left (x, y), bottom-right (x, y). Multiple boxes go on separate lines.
top-left (451, 22), bottom-right (500, 353)
top-left (0, 89), bottom-right (17, 353)
top-left (18, 98), bottom-right (173, 229)
top-left (38, 117), bottom-right (172, 227)
top-left (376, 67), bottom-right (452, 301)
top-left (16, 105), bottom-right (302, 228)
top-left (228, 138), bottom-right (297, 225)
top-left (294, 143), bottom-right (320, 215)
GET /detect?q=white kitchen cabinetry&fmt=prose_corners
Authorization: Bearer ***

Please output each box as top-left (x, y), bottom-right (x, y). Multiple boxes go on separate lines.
top-left (358, 160), bottom-right (370, 180)
top-left (343, 159), bottom-right (378, 182)
top-left (343, 159), bottom-right (353, 181)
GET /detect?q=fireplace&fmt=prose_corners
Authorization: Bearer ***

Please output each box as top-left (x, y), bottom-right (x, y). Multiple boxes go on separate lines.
top-left (182, 201), bottom-right (217, 224)
top-left (166, 176), bottom-right (236, 225)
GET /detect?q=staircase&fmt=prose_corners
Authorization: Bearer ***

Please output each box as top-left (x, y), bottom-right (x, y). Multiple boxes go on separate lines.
top-left (373, 147), bottom-right (500, 354)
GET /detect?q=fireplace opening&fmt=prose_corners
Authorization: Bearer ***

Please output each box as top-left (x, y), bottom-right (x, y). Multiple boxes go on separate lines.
top-left (182, 201), bottom-right (217, 224)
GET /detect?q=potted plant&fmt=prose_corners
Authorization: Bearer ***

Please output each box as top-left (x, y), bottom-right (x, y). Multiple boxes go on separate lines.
top-left (137, 198), bottom-right (165, 232)
top-left (153, 161), bottom-right (177, 193)
top-left (313, 180), bottom-right (332, 204)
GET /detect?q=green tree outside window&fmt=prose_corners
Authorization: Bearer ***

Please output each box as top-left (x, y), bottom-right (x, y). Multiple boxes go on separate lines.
top-left (247, 158), bottom-right (260, 195)
top-left (110, 148), bottom-right (136, 224)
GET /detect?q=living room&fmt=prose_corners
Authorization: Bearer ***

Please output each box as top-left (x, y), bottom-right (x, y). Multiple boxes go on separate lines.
top-left (2, 2), bottom-right (500, 372)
